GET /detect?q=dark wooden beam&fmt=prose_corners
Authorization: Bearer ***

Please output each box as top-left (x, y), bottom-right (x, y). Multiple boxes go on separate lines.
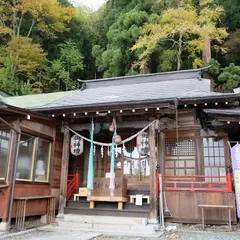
top-left (149, 122), bottom-right (158, 223)
top-left (70, 121), bottom-right (150, 131)
top-left (158, 132), bottom-right (165, 174)
top-left (57, 126), bottom-right (70, 218)
top-left (0, 116), bottom-right (20, 134)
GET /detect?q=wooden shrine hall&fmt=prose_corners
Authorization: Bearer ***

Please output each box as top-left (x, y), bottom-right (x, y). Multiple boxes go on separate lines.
top-left (31, 69), bottom-right (239, 225)
top-left (1, 68), bottom-right (240, 230)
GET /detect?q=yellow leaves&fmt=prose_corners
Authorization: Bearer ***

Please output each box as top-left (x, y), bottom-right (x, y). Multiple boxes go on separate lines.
top-left (17, 0), bottom-right (75, 38)
top-left (193, 58), bottom-right (204, 69)
top-left (199, 6), bottom-right (224, 25)
top-left (7, 36), bottom-right (46, 77)
top-left (0, 26), bottom-right (12, 35)
top-left (132, 2), bottom-right (228, 69)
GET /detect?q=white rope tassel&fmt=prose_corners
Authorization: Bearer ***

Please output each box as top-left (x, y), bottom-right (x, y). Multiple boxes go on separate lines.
top-left (87, 189), bottom-right (91, 201)
top-left (94, 144), bottom-right (96, 156)
top-left (123, 143), bottom-right (126, 152)
top-left (107, 146), bottom-right (110, 156)
top-left (101, 145), bottom-right (104, 158)
top-left (115, 145), bottom-right (118, 157)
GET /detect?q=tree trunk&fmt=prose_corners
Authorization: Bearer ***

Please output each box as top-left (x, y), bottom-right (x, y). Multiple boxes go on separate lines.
top-left (202, 34), bottom-right (211, 64)
top-left (140, 65), bottom-right (151, 74)
top-left (177, 33), bottom-right (183, 70)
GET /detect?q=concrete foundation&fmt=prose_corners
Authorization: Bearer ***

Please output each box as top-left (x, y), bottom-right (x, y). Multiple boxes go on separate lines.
top-left (56, 214), bottom-right (160, 235)
top-left (40, 215), bottom-right (47, 224)
top-left (0, 221), bottom-right (8, 232)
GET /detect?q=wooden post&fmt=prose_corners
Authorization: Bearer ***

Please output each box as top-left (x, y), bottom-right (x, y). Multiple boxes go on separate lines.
top-left (1, 120), bottom-right (20, 231)
top-left (103, 148), bottom-right (107, 177)
top-left (121, 148), bottom-right (124, 177)
top-left (158, 132), bottom-right (165, 174)
top-left (195, 130), bottom-right (203, 175)
top-left (149, 122), bottom-right (158, 223)
top-left (57, 126), bottom-right (70, 218)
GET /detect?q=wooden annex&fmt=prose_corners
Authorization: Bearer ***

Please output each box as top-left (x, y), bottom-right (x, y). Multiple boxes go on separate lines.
top-left (0, 102), bottom-right (62, 231)
top-left (1, 68), bottom-right (240, 231)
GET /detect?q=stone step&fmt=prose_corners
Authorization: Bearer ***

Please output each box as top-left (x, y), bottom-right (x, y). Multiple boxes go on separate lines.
top-left (64, 207), bottom-right (149, 218)
top-left (61, 214), bottom-right (144, 225)
top-left (57, 220), bottom-right (159, 234)
top-left (67, 200), bottom-right (150, 210)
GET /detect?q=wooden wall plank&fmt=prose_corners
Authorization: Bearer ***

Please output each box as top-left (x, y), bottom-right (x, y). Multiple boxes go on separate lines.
top-left (51, 131), bottom-right (63, 189)
top-left (165, 191), bottom-right (237, 223)
top-left (20, 120), bottom-right (54, 138)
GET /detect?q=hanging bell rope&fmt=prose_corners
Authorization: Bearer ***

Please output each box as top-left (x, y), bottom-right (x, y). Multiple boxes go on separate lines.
top-left (110, 129), bottom-right (117, 201)
top-left (87, 119), bottom-right (94, 201)
top-left (64, 120), bottom-right (156, 147)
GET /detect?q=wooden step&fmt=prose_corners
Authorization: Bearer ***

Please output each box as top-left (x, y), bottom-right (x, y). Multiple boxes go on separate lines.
top-left (67, 200), bottom-right (150, 210)
top-left (64, 207), bottom-right (149, 218)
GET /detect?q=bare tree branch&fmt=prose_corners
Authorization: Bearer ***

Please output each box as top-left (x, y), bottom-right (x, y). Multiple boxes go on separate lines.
top-left (27, 19), bottom-right (35, 38)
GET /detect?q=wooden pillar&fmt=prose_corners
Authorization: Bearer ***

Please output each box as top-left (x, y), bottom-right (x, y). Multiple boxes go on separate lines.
top-left (1, 120), bottom-right (20, 231)
top-left (158, 132), bottom-right (165, 174)
top-left (57, 126), bottom-right (70, 218)
top-left (149, 122), bottom-right (158, 223)
top-left (195, 130), bottom-right (203, 175)
top-left (121, 148), bottom-right (124, 177)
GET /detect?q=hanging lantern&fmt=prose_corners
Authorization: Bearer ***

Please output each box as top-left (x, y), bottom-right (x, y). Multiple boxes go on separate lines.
top-left (136, 132), bottom-right (149, 155)
top-left (70, 135), bottom-right (84, 156)
top-left (114, 134), bottom-right (122, 144)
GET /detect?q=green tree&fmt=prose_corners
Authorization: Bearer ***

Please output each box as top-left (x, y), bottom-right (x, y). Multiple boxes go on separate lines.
top-left (218, 63), bottom-right (240, 92)
top-left (44, 41), bottom-right (84, 92)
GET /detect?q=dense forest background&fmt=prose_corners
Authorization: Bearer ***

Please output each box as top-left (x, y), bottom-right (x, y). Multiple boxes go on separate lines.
top-left (0, 0), bottom-right (239, 95)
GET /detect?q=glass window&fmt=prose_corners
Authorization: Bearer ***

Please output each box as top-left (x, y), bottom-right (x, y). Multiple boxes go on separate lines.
top-left (203, 137), bottom-right (226, 181)
top-left (16, 134), bottom-right (35, 180)
top-left (16, 133), bottom-right (52, 182)
top-left (0, 130), bottom-right (10, 179)
top-left (35, 139), bottom-right (51, 182)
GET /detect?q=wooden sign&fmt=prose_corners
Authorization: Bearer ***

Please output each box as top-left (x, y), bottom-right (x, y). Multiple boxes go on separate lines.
top-left (91, 177), bottom-right (127, 198)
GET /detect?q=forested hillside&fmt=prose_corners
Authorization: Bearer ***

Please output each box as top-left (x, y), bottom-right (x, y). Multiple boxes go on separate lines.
top-left (0, 0), bottom-right (239, 95)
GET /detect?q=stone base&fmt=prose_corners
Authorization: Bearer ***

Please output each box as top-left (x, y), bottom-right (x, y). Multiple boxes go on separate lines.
top-left (0, 222), bottom-right (8, 232)
top-left (56, 213), bottom-right (64, 220)
top-left (148, 218), bottom-right (159, 224)
top-left (40, 215), bottom-right (47, 224)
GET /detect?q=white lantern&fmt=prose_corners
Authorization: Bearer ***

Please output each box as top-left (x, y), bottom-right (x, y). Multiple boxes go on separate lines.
top-left (70, 135), bottom-right (84, 156)
top-left (136, 132), bottom-right (149, 155)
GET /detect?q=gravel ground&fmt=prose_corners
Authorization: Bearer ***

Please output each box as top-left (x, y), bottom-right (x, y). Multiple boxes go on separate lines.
top-left (95, 231), bottom-right (240, 240)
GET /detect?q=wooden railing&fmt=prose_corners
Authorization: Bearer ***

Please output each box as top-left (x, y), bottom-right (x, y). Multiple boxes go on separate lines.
top-left (67, 173), bottom-right (79, 201)
top-left (162, 173), bottom-right (233, 193)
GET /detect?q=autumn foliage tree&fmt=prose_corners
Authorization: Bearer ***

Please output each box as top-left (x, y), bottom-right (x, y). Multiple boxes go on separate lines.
top-left (131, 0), bottom-right (228, 71)
top-left (0, 0), bottom-right (74, 94)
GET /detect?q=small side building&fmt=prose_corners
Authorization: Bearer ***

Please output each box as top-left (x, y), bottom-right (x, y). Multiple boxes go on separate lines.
top-left (0, 102), bottom-right (62, 231)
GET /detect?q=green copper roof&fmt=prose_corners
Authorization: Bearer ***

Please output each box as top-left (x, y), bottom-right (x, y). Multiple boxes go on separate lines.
top-left (4, 90), bottom-right (78, 109)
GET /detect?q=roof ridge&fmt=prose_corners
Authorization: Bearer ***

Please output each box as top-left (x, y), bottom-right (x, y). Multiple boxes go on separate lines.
top-left (81, 68), bottom-right (202, 84)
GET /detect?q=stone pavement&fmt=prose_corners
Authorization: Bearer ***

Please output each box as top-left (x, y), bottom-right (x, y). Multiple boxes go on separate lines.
top-left (2, 229), bottom-right (240, 240)
top-left (0, 229), bottom-right (102, 240)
